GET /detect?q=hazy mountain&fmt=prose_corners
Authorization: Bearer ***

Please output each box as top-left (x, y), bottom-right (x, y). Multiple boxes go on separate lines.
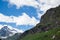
top-left (0, 26), bottom-right (23, 40)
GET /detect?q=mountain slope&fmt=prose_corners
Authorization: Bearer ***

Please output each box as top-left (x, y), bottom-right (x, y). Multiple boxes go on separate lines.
top-left (20, 27), bottom-right (60, 40)
top-left (19, 5), bottom-right (60, 40)
top-left (0, 26), bottom-right (23, 40)
top-left (4, 33), bottom-right (22, 40)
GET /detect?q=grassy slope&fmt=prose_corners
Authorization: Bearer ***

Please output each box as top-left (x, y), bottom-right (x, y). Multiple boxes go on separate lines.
top-left (19, 6), bottom-right (60, 40)
top-left (20, 27), bottom-right (60, 40)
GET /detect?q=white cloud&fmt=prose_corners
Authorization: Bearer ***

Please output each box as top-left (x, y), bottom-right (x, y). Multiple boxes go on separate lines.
top-left (0, 25), bottom-right (4, 29)
top-left (38, 0), bottom-right (60, 11)
top-left (5, 0), bottom-right (39, 9)
top-left (37, 0), bottom-right (60, 18)
top-left (0, 14), bottom-right (14, 23)
top-left (0, 13), bottom-right (39, 26)
top-left (1, 0), bottom-right (60, 26)
top-left (13, 13), bottom-right (39, 25)
top-left (4, 0), bottom-right (60, 10)
top-left (3, 0), bottom-right (60, 19)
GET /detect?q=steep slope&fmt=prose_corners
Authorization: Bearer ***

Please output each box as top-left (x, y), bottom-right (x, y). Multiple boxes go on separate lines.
top-left (19, 5), bottom-right (60, 40)
top-left (20, 27), bottom-right (60, 40)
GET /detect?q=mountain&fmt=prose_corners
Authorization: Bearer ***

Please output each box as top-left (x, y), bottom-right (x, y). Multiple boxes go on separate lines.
top-left (0, 26), bottom-right (23, 40)
top-left (3, 33), bottom-right (22, 40)
top-left (18, 5), bottom-right (60, 40)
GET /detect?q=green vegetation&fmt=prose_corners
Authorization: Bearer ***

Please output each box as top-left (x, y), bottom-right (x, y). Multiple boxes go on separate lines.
top-left (19, 6), bottom-right (60, 40)
top-left (20, 27), bottom-right (60, 40)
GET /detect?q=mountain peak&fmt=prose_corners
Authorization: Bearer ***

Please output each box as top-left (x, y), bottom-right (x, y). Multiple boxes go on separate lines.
top-left (1, 26), bottom-right (9, 30)
top-left (0, 25), bottom-right (24, 39)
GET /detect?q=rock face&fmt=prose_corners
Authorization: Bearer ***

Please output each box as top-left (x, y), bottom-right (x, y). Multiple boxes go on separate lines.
top-left (40, 6), bottom-right (60, 26)
top-left (19, 5), bottom-right (60, 40)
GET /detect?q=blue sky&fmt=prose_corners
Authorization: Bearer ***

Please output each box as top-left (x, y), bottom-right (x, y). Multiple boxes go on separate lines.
top-left (0, 0), bottom-right (38, 18)
top-left (0, 0), bottom-right (40, 31)
top-left (0, 0), bottom-right (60, 31)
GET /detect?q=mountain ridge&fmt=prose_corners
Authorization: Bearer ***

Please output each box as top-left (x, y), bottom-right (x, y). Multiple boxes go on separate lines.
top-left (0, 26), bottom-right (23, 40)
top-left (18, 5), bottom-right (60, 40)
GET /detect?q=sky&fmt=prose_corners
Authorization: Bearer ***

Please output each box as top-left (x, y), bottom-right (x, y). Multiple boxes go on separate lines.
top-left (0, 0), bottom-right (60, 31)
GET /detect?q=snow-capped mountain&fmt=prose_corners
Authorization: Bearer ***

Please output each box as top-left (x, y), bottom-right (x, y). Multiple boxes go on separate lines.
top-left (0, 25), bottom-right (24, 39)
